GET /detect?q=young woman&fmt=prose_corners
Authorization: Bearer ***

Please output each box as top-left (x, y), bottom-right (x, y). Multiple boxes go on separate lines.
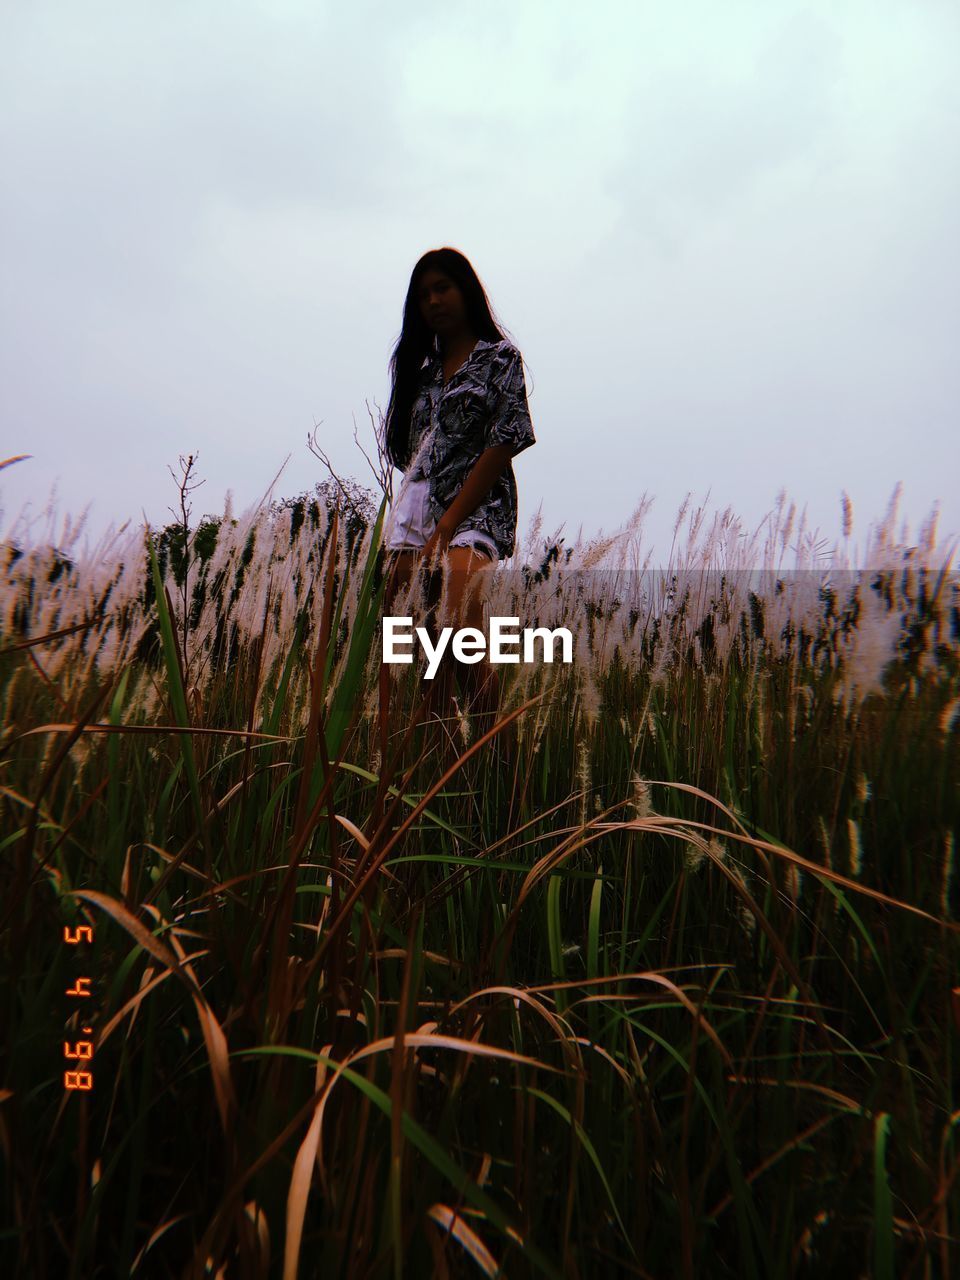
top-left (378, 246), bottom-right (536, 760)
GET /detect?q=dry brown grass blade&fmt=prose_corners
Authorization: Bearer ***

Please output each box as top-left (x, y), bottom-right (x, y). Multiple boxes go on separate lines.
top-left (503, 818), bottom-right (840, 1059)
top-left (5, 721), bottom-right (294, 745)
top-left (513, 765), bottom-right (938, 931)
top-left (310, 1031), bottom-right (566, 1193)
top-left (141, 754), bottom-right (308, 912)
top-left (570, 1036), bottom-right (637, 1092)
top-left (513, 822), bottom-right (619, 906)
top-left (0, 783), bottom-right (55, 814)
top-left (594, 812), bottom-right (956, 930)
top-left (129, 1212), bottom-right (193, 1273)
top-left (333, 812), bottom-right (370, 852)
top-left (0, 774), bottom-right (107, 900)
top-left (157, 912), bottom-right (238, 1139)
top-left (345, 1030), bottom-right (564, 1082)
top-left (45, 776), bottom-right (109, 860)
top-left (199, 981), bottom-right (579, 1269)
top-left (419, 794), bottom-right (578, 917)
top-left (252, 580), bottom-right (352, 996)
top-left (69, 890), bottom-right (237, 1138)
top-left (24, 647), bottom-right (70, 712)
top-left (313, 694), bottom-right (545, 967)
top-left (0, 617), bottom-right (100, 654)
top-left (6, 671), bottom-right (121, 934)
top-left (94, 964), bottom-right (173, 1047)
top-left (284, 1050), bottom-right (333, 1280)
top-left (707, 1115), bottom-right (838, 1219)
top-left (523, 971), bottom-right (733, 1067)
top-left (374, 948), bottom-right (457, 966)
top-left (239, 1199), bottom-right (270, 1279)
top-left (279, 1026), bottom-right (561, 1277)
top-left (212, 761), bottom-right (295, 814)
top-left (426, 1204), bottom-right (500, 1277)
top-left (725, 1075), bottom-right (863, 1111)
top-left (369, 690), bottom-right (546, 855)
top-left (68, 890), bottom-right (189, 986)
top-left (448, 984), bottom-right (587, 1081)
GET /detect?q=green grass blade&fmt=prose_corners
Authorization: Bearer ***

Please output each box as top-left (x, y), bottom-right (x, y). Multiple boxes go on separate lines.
top-left (814, 874), bottom-right (886, 979)
top-left (546, 873), bottom-right (566, 1014)
top-left (235, 1046), bottom-right (564, 1280)
top-left (523, 1085), bottom-right (636, 1259)
top-left (873, 1112), bottom-right (894, 1280)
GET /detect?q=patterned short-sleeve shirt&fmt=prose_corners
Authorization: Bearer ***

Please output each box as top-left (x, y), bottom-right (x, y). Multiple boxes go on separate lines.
top-left (400, 337), bottom-right (536, 560)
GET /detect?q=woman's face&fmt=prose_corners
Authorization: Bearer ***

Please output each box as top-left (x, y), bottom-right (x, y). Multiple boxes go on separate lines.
top-left (416, 268), bottom-right (469, 336)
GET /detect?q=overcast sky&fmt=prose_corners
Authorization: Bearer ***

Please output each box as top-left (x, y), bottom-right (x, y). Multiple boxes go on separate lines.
top-left (2, 0), bottom-right (957, 566)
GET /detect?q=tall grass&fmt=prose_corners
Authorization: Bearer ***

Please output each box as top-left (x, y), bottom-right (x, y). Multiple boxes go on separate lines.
top-left (1, 482), bottom-right (958, 1277)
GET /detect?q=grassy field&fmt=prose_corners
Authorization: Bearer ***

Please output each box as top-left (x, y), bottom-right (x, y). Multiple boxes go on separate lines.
top-left (1, 485), bottom-right (958, 1278)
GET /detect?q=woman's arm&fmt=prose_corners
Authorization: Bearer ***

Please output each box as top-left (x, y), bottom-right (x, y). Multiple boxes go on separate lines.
top-left (437, 444), bottom-right (514, 535)
top-left (418, 444), bottom-right (514, 565)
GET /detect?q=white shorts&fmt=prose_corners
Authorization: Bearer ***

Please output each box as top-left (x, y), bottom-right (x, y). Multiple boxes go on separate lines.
top-left (384, 477), bottom-right (498, 562)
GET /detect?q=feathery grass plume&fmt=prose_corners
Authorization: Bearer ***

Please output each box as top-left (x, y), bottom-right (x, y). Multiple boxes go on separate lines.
top-left (579, 667), bottom-right (602, 733)
top-left (683, 841), bottom-right (705, 873)
top-left (709, 608), bottom-right (734, 667)
top-left (669, 491), bottom-right (692, 559)
top-left (677, 495), bottom-right (710, 567)
top-left (847, 818), bottom-right (863, 879)
top-left (796, 683), bottom-right (815, 726)
top-left (452, 695), bottom-right (472, 748)
top-left (755, 666), bottom-right (768, 740)
top-left (841, 491), bottom-right (854, 541)
top-left (119, 667), bottom-right (149, 721)
top-left (630, 774), bottom-right (653, 819)
top-left (779, 499), bottom-right (797, 561)
top-left (942, 830), bottom-right (955, 919)
top-left (520, 506), bottom-right (544, 559)
top-left (917, 500), bottom-right (939, 558)
top-left (708, 836), bottom-right (728, 865)
top-left (870, 482), bottom-right (904, 565)
top-left (576, 739), bottom-right (591, 827)
top-left (579, 530), bottom-right (626, 573)
top-left (66, 726), bottom-right (94, 783)
top-left (817, 815), bottom-right (834, 872)
top-left (685, 835), bottom-right (729, 874)
top-left (729, 863), bottom-right (757, 937)
top-left (645, 629), bottom-right (674, 690)
top-left (939, 696), bottom-right (960, 739)
top-left (784, 862), bottom-right (803, 904)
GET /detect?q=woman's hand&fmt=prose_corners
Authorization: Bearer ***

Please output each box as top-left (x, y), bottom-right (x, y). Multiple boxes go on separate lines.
top-left (420, 448), bottom-right (511, 569)
top-left (420, 517), bottom-right (454, 569)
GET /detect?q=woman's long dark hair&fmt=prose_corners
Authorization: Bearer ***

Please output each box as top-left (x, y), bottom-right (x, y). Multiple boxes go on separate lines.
top-left (385, 247), bottom-right (512, 470)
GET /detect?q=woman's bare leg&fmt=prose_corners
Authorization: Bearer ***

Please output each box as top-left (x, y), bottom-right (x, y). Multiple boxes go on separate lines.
top-left (432, 548), bottom-right (504, 747)
top-left (380, 545), bottom-right (509, 767)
